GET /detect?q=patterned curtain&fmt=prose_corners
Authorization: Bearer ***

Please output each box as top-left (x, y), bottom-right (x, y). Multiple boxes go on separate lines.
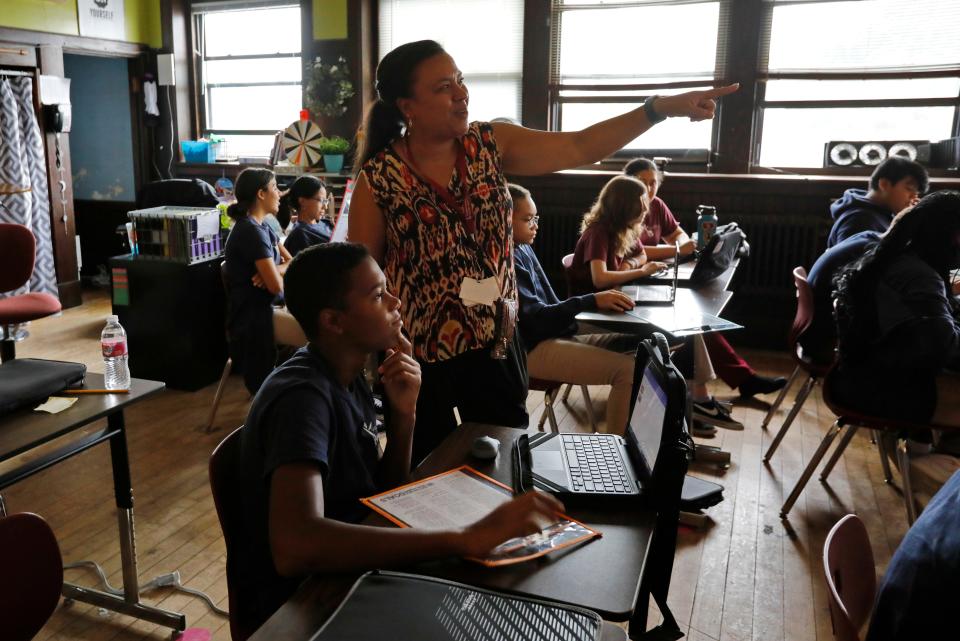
top-left (0, 76), bottom-right (58, 298)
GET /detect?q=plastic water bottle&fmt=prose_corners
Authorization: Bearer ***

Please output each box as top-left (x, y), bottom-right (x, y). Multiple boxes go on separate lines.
top-left (102, 315), bottom-right (131, 390)
top-left (696, 205), bottom-right (718, 251)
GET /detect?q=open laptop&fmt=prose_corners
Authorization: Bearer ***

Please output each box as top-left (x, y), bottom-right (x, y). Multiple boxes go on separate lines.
top-left (515, 360), bottom-right (672, 499)
top-left (620, 241), bottom-right (679, 305)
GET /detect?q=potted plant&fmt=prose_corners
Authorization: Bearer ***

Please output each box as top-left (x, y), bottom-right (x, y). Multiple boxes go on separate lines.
top-left (317, 136), bottom-right (351, 173)
top-left (304, 56), bottom-right (355, 121)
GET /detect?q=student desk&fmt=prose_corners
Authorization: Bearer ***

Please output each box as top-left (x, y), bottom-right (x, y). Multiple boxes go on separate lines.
top-left (251, 423), bottom-right (662, 641)
top-left (0, 374), bottom-right (186, 631)
top-left (576, 287), bottom-right (735, 338)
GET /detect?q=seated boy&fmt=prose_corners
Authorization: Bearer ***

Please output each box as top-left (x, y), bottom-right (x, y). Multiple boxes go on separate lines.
top-left (509, 183), bottom-right (743, 432)
top-left (827, 156), bottom-right (928, 248)
top-left (234, 242), bottom-right (563, 632)
top-left (622, 159), bottom-right (787, 399)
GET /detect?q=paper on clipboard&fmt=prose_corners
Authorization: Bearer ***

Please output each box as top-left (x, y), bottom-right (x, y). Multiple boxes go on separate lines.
top-left (362, 466), bottom-right (600, 567)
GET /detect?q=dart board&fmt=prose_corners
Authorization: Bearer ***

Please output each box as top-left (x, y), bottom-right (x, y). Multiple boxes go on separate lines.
top-left (283, 119), bottom-right (324, 167)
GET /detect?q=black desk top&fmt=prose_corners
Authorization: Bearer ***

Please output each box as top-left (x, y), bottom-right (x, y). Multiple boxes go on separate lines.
top-left (406, 424), bottom-right (655, 620)
top-left (250, 424), bottom-right (657, 640)
top-left (0, 374), bottom-right (165, 463)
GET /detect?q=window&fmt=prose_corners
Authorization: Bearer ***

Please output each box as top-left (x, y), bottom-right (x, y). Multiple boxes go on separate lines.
top-left (756, 0), bottom-right (960, 168)
top-left (550, 0), bottom-right (723, 155)
top-left (378, 0), bottom-right (524, 123)
top-left (192, 2), bottom-right (302, 158)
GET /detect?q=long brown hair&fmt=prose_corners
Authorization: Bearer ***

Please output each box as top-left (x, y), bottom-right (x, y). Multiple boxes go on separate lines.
top-left (580, 175), bottom-right (648, 256)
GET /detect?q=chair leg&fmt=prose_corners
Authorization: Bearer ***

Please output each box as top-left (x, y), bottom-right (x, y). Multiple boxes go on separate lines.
top-left (781, 419), bottom-right (844, 518)
top-left (819, 424), bottom-right (859, 482)
top-left (876, 432), bottom-right (894, 484)
top-left (897, 438), bottom-right (918, 525)
top-left (0, 494), bottom-right (6, 517)
top-left (539, 388), bottom-right (560, 433)
top-left (764, 375), bottom-right (816, 462)
top-left (580, 386), bottom-right (598, 432)
top-left (0, 339), bottom-right (14, 362)
top-left (205, 357), bottom-right (232, 434)
top-left (762, 365), bottom-right (800, 430)
top-left (561, 384), bottom-right (573, 403)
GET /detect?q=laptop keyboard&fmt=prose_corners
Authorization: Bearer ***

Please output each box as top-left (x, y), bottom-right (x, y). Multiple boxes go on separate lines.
top-left (561, 435), bottom-right (633, 493)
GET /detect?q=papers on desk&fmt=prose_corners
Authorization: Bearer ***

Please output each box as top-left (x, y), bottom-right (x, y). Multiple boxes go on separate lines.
top-left (362, 466), bottom-right (600, 567)
top-left (625, 306), bottom-right (741, 336)
top-left (34, 396), bottom-right (78, 414)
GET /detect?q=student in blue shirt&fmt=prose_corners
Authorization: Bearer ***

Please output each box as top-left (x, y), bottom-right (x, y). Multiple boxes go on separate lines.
top-left (234, 242), bottom-right (565, 634)
top-left (278, 176), bottom-right (335, 256)
top-left (827, 157), bottom-right (928, 248)
top-left (866, 469), bottom-right (960, 641)
top-left (224, 168), bottom-right (306, 395)
top-left (509, 183), bottom-right (742, 432)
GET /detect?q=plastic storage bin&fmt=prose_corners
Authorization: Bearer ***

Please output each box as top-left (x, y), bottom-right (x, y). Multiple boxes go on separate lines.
top-left (180, 140), bottom-right (216, 163)
top-left (128, 206), bottom-right (222, 264)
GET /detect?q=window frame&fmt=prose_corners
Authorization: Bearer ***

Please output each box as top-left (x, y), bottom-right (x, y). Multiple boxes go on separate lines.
top-left (191, 4), bottom-right (303, 144)
top-left (533, 0), bottom-right (960, 174)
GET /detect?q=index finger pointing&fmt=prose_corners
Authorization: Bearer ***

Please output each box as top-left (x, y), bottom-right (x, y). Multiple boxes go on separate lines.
top-left (703, 83), bottom-right (739, 99)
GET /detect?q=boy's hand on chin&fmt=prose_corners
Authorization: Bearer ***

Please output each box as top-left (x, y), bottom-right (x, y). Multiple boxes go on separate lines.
top-left (380, 330), bottom-right (420, 420)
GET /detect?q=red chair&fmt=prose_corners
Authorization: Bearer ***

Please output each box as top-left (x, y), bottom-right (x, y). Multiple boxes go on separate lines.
top-left (209, 426), bottom-right (248, 640)
top-left (780, 366), bottom-right (953, 522)
top-left (823, 514), bottom-right (876, 641)
top-left (763, 267), bottom-right (832, 461)
top-left (0, 511), bottom-right (64, 641)
top-left (0, 223), bottom-right (61, 362)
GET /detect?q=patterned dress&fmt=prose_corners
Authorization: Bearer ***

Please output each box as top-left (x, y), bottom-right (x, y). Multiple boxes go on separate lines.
top-left (361, 122), bottom-right (515, 363)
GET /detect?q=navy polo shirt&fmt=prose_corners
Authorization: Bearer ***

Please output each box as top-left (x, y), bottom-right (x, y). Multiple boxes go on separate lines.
top-left (234, 345), bottom-right (380, 633)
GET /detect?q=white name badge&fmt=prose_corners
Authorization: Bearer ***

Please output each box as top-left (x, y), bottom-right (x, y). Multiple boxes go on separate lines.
top-left (460, 276), bottom-right (500, 308)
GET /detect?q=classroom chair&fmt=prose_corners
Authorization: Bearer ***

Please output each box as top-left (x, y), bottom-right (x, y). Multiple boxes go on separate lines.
top-left (529, 377), bottom-right (597, 433)
top-left (209, 426), bottom-right (248, 641)
top-left (0, 510), bottom-right (64, 640)
top-left (0, 223), bottom-right (61, 362)
top-left (762, 267), bottom-right (832, 461)
top-left (823, 514), bottom-right (875, 641)
top-left (780, 367), bottom-right (956, 523)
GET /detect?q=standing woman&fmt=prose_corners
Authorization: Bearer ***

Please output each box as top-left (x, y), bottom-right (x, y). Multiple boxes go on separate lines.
top-left (348, 39), bottom-right (736, 462)
top-left (280, 176), bottom-right (333, 257)
top-left (224, 168), bottom-right (306, 395)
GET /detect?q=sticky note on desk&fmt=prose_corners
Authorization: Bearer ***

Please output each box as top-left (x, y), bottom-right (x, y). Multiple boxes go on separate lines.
top-left (35, 396), bottom-right (79, 414)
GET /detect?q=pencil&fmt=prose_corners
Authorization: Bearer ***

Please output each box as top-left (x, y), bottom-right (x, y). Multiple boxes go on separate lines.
top-left (62, 389), bottom-right (130, 394)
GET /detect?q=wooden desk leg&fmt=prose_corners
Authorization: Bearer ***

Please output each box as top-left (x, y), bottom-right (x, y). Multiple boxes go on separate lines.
top-left (61, 411), bottom-right (186, 630)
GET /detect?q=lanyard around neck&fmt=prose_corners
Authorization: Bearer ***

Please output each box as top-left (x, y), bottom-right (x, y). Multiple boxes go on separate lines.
top-left (403, 138), bottom-right (475, 235)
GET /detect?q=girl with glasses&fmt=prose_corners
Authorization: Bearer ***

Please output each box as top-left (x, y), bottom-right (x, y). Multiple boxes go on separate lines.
top-left (280, 176), bottom-right (334, 257)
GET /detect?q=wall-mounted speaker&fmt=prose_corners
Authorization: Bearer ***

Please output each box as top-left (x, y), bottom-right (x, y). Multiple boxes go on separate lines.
top-left (931, 137), bottom-right (960, 170)
top-left (823, 140), bottom-right (931, 168)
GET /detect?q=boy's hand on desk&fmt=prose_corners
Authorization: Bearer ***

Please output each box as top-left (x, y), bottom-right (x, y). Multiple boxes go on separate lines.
top-left (459, 491), bottom-right (565, 557)
top-left (595, 290), bottom-right (634, 312)
top-left (380, 332), bottom-right (420, 420)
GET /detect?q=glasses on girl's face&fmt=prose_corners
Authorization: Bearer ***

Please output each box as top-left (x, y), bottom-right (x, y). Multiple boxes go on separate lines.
top-left (526, 216), bottom-right (539, 227)
top-left (312, 196), bottom-right (331, 206)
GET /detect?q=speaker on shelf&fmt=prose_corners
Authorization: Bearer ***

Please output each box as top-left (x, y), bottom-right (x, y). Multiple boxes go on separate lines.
top-left (823, 140), bottom-right (931, 168)
top-left (931, 137), bottom-right (960, 170)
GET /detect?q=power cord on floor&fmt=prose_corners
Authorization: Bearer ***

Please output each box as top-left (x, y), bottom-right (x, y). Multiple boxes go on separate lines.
top-left (64, 561), bottom-right (229, 618)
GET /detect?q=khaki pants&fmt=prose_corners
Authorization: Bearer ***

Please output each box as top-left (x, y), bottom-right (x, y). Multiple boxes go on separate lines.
top-left (272, 308), bottom-right (307, 347)
top-left (527, 333), bottom-right (714, 434)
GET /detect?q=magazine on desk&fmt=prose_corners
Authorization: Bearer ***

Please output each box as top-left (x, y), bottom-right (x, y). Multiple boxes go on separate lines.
top-left (362, 466), bottom-right (600, 567)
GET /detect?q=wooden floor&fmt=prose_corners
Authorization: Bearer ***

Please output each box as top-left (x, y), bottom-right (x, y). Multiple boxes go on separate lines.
top-left (6, 289), bottom-right (910, 641)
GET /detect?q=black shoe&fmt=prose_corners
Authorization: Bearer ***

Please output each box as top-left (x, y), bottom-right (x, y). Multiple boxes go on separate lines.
top-left (738, 374), bottom-right (787, 398)
top-left (693, 398), bottom-right (744, 431)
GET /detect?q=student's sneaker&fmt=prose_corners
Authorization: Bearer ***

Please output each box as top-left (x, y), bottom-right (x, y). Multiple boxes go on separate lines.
top-left (738, 374), bottom-right (788, 399)
top-left (693, 398), bottom-right (744, 431)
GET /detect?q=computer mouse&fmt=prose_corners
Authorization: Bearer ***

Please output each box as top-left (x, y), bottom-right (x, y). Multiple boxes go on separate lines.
top-left (471, 436), bottom-right (500, 460)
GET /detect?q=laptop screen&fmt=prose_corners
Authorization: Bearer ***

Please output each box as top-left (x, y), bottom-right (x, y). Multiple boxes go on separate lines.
top-left (628, 365), bottom-right (668, 473)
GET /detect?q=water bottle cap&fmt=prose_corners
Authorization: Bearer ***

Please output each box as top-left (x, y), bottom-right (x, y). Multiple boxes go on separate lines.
top-left (107, 315), bottom-right (119, 323)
